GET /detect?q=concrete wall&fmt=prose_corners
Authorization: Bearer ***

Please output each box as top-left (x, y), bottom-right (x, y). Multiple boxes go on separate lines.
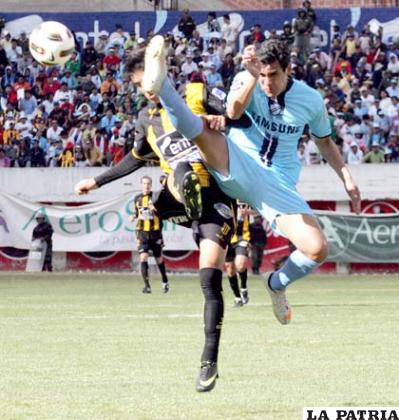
top-left (0, 164), bottom-right (397, 203)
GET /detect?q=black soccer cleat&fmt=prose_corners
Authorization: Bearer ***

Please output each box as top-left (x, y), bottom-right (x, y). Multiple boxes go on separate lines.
top-left (233, 297), bottom-right (244, 308)
top-left (142, 285), bottom-right (152, 294)
top-left (196, 361), bottom-right (219, 392)
top-left (240, 289), bottom-right (249, 305)
top-left (181, 171), bottom-right (202, 220)
top-left (162, 282), bottom-right (169, 293)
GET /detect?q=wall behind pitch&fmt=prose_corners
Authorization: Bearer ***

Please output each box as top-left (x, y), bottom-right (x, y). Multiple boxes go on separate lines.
top-left (3, 8), bottom-right (399, 51)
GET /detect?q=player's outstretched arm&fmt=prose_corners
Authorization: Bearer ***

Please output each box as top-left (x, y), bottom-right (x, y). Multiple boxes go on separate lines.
top-left (315, 136), bottom-right (361, 214)
top-left (74, 152), bottom-right (146, 195)
top-left (226, 46), bottom-right (260, 120)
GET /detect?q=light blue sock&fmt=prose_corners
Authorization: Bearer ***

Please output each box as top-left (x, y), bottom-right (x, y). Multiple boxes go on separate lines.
top-left (159, 78), bottom-right (204, 140)
top-left (270, 250), bottom-right (320, 291)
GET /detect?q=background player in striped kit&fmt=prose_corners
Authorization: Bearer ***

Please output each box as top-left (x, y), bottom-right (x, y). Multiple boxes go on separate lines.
top-left (131, 175), bottom-right (169, 294)
top-left (225, 201), bottom-right (251, 307)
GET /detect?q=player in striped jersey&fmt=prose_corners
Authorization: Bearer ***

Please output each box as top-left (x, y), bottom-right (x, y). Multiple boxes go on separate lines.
top-left (225, 201), bottom-right (251, 307)
top-left (132, 175), bottom-right (169, 294)
top-left (74, 49), bottom-right (236, 392)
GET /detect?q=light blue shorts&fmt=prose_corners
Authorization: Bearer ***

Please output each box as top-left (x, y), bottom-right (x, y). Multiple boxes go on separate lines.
top-left (208, 133), bottom-right (313, 235)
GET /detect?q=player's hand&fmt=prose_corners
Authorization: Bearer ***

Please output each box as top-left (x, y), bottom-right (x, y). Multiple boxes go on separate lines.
top-left (242, 45), bottom-right (262, 79)
top-left (345, 179), bottom-right (361, 214)
top-left (74, 178), bottom-right (98, 195)
top-left (129, 215), bottom-right (136, 222)
top-left (201, 115), bottom-right (226, 131)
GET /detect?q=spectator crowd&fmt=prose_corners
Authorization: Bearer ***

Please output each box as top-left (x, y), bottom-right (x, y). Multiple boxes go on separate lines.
top-left (1, 0), bottom-right (399, 168)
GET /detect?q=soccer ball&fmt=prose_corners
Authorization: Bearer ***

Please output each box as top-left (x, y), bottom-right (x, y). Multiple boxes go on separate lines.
top-left (29, 21), bottom-right (75, 66)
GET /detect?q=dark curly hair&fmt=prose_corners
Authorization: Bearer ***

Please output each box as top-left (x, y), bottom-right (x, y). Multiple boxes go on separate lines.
top-left (256, 39), bottom-right (291, 71)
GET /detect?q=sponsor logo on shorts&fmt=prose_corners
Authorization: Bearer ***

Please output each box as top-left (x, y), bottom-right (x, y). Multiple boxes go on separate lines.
top-left (214, 203), bottom-right (233, 219)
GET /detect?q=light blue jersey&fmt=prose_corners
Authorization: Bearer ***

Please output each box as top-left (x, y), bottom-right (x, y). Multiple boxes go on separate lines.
top-left (210, 71), bottom-right (332, 234)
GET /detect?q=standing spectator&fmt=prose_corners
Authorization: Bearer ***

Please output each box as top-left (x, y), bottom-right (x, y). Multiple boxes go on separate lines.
top-left (221, 14), bottom-right (239, 53)
top-left (32, 214), bottom-right (53, 272)
top-left (178, 9), bottom-right (196, 39)
top-left (279, 21), bottom-right (295, 47)
top-left (124, 32), bottom-right (138, 51)
top-left (17, 31), bottom-right (29, 54)
top-left (293, 8), bottom-right (313, 61)
top-left (249, 215), bottom-right (267, 275)
top-left (0, 44), bottom-right (9, 68)
top-left (302, 0), bottom-right (317, 23)
top-left (207, 12), bottom-right (221, 34)
top-left (6, 38), bottom-right (23, 68)
top-left (95, 31), bottom-right (109, 56)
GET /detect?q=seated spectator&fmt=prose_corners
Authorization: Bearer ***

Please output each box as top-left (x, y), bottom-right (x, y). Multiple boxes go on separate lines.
top-left (85, 137), bottom-right (103, 166)
top-left (80, 41), bottom-right (98, 74)
top-left (17, 140), bottom-right (30, 167)
top-left (363, 143), bottom-right (385, 163)
top-left (15, 112), bottom-right (33, 139)
top-left (206, 63), bottom-right (223, 88)
top-left (74, 144), bottom-right (89, 167)
top-left (1, 66), bottom-right (15, 89)
top-left (181, 53), bottom-right (198, 78)
top-left (103, 47), bottom-right (121, 70)
top-left (30, 140), bottom-right (46, 167)
top-left (100, 109), bottom-right (119, 135)
top-left (3, 120), bottom-right (20, 145)
top-left (0, 147), bottom-right (11, 167)
top-left (64, 51), bottom-right (80, 75)
top-left (54, 82), bottom-right (74, 104)
top-left (46, 119), bottom-right (63, 144)
top-left (101, 72), bottom-right (120, 95)
top-left (347, 142), bottom-right (363, 164)
top-left (58, 142), bottom-right (74, 167)
top-left (61, 69), bottom-right (78, 89)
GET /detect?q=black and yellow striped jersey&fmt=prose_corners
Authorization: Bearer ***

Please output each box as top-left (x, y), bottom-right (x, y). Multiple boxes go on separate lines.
top-left (133, 192), bottom-right (161, 232)
top-left (231, 202), bottom-right (251, 244)
top-left (133, 103), bottom-right (210, 187)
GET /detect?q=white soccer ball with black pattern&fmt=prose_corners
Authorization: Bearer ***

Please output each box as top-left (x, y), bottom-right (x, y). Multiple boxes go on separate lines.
top-left (29, 21), bottom-right (75, 66)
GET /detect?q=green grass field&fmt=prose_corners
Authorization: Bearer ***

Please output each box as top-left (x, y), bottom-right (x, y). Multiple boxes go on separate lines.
top-left (1, 273), bottom-right (399, 420)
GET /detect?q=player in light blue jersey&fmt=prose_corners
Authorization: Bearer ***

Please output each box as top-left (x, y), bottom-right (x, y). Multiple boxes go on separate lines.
top-left (142, 36), bottom-right (361, 327)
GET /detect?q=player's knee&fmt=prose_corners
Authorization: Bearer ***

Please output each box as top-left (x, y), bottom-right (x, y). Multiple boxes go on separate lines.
top-left (225, 263), bottom-right (234, 277)
top-left (306, 239), bottom-right (329, 263)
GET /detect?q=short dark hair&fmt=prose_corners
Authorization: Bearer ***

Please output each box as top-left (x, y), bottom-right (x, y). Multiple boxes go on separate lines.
top-left (256, 39), bottom-right (290, 71)
top-left (125, 49), bottom-right (145, 74)
top-left (141, 175), bottom-right (152, 184)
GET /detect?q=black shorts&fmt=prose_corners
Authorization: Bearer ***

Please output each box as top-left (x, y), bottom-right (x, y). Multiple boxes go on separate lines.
top-left (152, 176), bottom-right (235, 249)
top-left (225, 241), bottom-right (250, 262)
top-left (136, 230), bottom-right (164, 258)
